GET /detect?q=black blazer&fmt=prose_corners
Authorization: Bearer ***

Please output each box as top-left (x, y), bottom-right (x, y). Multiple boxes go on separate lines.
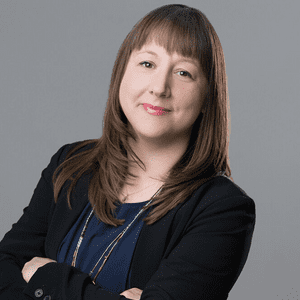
top-left (0, 141), bottom-right (256, 300)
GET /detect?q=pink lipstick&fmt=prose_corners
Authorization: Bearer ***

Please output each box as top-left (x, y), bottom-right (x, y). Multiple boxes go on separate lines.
top-left (143, 103), bottom-right (171, 116)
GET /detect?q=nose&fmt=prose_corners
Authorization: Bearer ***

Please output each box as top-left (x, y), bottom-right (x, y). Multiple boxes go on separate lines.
top-left (149, 70), bottom-right (171, 98)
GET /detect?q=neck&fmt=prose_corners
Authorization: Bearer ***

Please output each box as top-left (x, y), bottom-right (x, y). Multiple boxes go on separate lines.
top-left (126, 133), bottom-right (190, 184)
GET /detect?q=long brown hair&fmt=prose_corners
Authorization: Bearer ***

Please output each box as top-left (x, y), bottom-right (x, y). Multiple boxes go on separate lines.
top-left (52, 4), bottom-right (232, 227)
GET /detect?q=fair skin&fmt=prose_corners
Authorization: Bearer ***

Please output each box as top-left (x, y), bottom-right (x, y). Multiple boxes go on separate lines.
top-left (119, 41), bottom-right (207, 184)
top-left (120, 287), bottom-right (143, 299)
top-left (22, 256), bottom-right (57, 283)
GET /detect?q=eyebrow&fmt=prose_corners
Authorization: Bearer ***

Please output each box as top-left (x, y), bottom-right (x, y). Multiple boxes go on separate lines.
top-left (136, 51), bottom-right (199, 67)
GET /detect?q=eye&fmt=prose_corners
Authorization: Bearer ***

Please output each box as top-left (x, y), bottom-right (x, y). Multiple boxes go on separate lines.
top-left (177, 70), bottom-right (192, 79)
top-left (139, 61), bottom-right (193, 79)
top-left (140, 61), bottom-right (153, 68)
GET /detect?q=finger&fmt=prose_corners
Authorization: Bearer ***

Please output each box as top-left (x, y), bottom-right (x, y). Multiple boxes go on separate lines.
top-left (120, 288), bottom-right (143, 300)
top-left (132, 288), bottom-right (142, 296)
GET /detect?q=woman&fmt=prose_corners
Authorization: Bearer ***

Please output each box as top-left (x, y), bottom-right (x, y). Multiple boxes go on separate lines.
top-left (0, 4), bottom-right (255, 300)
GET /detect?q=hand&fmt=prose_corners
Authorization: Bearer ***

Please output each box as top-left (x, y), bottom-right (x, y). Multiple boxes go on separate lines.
top-left (22, 256), bottom-right (57, 283)
top-left (120, 287), bottom-right (143, 300)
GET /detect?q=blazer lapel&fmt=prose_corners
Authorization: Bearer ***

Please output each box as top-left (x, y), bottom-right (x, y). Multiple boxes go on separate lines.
top-left (45, 180), bottom-right (90, 261)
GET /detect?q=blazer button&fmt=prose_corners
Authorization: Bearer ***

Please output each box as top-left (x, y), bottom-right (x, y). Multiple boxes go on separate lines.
top-left (34, 288), bottom-right (43, 297)
top-left (43, 296), bottom-right (51, 300)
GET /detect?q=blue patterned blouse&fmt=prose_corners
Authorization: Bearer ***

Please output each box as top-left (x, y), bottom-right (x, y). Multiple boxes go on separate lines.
top-left (57, 200), bottom-right (153, 294)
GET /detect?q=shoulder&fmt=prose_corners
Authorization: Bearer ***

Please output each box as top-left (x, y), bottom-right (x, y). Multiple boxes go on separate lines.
top-left (177, 176), bottom-right (256, 236)
top-left (43, 139), bottom-right (98, 175)
top-left (202, 175), bottom-right (252, 200)
top-left (52, 139), bottom-right (98, 165)
top-left (193, 175), bottom-right (255, 214)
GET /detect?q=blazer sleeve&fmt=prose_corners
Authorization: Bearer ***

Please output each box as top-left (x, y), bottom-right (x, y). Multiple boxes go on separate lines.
top-left (0, 143), bottom-right (132, 300)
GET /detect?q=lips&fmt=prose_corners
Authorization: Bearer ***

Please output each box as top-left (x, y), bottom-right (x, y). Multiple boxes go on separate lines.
top-left (143, 103), bottom-right (171, 111)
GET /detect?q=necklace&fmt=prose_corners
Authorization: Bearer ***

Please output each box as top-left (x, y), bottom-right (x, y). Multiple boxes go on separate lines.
top-left (121, 181), bottom-right (161, 203)
top-left (71, 185), bottom-right (163, 285)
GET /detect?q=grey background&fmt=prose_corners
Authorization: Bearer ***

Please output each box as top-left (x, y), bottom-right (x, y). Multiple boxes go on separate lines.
top-left (0, 0), bottom-right (299, 299)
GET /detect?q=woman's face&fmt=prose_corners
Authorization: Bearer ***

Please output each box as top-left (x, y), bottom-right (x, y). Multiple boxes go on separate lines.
top-left (119, 40), bottom-right (208, 144)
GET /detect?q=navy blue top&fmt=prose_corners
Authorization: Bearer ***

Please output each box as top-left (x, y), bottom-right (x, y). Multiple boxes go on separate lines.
top-left (57, 200), bottom-right (153, 293)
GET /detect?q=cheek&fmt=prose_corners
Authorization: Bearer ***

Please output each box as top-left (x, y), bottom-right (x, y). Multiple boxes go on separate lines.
top-left (120, 73), bottom-right (139, 98)
top-left (178, 88), bottom-right (202, 108)
top-left (178, 90), bottom-right (203, 120)
top-left (120, 80), bottom-right (133, 108)
top-left (119, 76), bottom-right (130, 98)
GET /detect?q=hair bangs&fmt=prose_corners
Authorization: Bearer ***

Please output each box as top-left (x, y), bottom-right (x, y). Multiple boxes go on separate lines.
top-left (129, 14), bottom-right (211, 78)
